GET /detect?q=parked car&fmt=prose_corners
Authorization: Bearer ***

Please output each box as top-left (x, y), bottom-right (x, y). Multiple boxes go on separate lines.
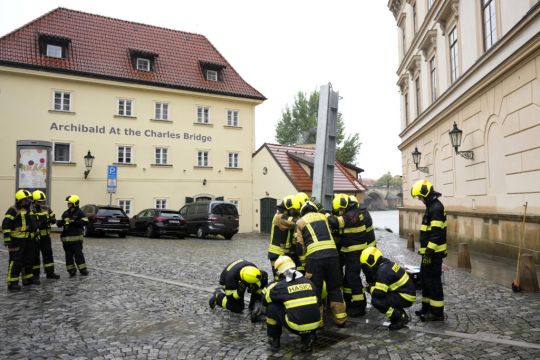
top-left (179, 201), bottom-right (239, 239)
top-left (80, 204), bottom-right (130, 237)
top-left (130, 208), bottom-right (187, 239)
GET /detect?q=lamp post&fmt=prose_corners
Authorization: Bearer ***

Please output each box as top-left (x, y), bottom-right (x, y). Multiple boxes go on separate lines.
top-left (83, 150), bottom-right (95, 179)
top-left (412, 147), bottom-right (429, 174)
top-left (449, 122), bottom-right (474, 160)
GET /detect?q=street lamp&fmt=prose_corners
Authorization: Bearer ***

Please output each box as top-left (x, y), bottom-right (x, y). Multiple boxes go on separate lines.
top-left (83, 150), bottom-right (95, 179)
top-left (412, 147), bottom-right (429, 174)
top-left (449, 122), bottom-right (474, 160)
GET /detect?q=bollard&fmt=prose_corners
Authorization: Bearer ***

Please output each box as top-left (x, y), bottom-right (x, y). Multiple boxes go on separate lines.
top-left (518, 253), bottom-right (540, 292)
top-left (407, 233), bottom-right (415, 251)
top-left (457, 243), bottom-right (471, 270)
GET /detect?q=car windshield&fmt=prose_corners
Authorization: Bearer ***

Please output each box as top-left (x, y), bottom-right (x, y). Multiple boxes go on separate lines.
top-left (211, 203), bottom-right (238, 216)
top-left (160, 211), bottom-right (180, 218)
top-left (97, 208), bottom-right (126, 217)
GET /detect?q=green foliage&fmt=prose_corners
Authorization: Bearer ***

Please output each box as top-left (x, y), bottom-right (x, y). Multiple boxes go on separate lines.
top-left (275, 90), bottom-right (361, 164)
top-left (375, 172), bottom-right (402, 189)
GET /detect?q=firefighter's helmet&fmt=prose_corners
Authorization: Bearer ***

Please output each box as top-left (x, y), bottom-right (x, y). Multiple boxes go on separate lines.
top-left (274, 255), bottom-right (296, 276)
top-left (15, 189), bottom-right (32, 202)
top-left (295, 192), bottom-right (309, 206)
top-left (66, 194), bottom-right (80, 206)
top-left (411, 179), bottom-right (433, 198)
top-left (360, 246), bottom-right (383, 268)
top-left (240, 266), bottom-right (262, 284)
top-left (332, 193), bottom-right (349, 212)
top-left (300, 200), bottom-right (318, 216)
top-left (32, 190), bottom-right (47, 201)
top-left (282, 195), bottom-right (300, 211)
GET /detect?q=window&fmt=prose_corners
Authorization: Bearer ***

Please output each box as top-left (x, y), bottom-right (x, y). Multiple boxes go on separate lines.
top-left (229, 200), bottom-right (240, 213)
top-left (155, 199), bottom-right (167, 209)
top-left (39, 35), bottom-right (70, 58)
top-left (428, 0), bottom-right (434, 9)
top-left (53, 91), bottom-right (71, 112)
top-left (404, 92), bottom-right (410, 125)
top-left (46, 44), bottom-right (63, 58)
top-left (206, 70), bottom-right (218, 81)
top-left (415, 76), bottom-right (421, 116)
top-left (228, 152), bottom-right (239, 168)
top-left (155, 147), bottom-right (168, 165)
top-left (482, 0), bottom-right (497, 51)
top-left (197, 106), bottom-right (209, 124)
top-left (118, 200), bottom-right (132, 215)
top-left (155, 102), bottom-right (169, 120)
top-left (136, 58), bottom-right (151, 71)
top-left (413, 3), bottom-right (418, 34)
top-left (118, 99), bottom-right (133, 116)
top-left (53, 142), bottom-right (70, 162)
top-left (448, 26), bottom-right (459, 83)
top-left (429, 56), bottom-right (437, 102)
top-left (227, 110), bottom-right (239, 127)
top-left (197, 151), bottom-right (209, 167)
top-left (117, 146), bottom-right (132, 164)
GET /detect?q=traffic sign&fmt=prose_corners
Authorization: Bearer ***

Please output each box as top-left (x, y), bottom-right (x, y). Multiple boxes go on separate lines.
top-left (107, 165), bottom-right (117, 193)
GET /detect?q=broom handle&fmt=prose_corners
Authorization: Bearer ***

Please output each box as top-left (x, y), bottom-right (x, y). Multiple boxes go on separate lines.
top-left (516, 202), bottom-right (528, 278)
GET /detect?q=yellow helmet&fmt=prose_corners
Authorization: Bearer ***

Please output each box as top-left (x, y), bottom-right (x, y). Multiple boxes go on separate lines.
top-left (32, 190), bottom-right (47, 201)
top-left (411, 179), bottom-right (433, 198)
top-left (360, 246), bottom-right (383, 268)
top-left (282, 195), bottom-right (301, 211)
top-left (274, 255), bottom-right (296, 276)
top-left (332, 193), bottom-right (348, 212)
top-left (348, 195), bottom-right (359, 208)
top-left (15, 189), bottom-right (32, 202)
top-left (300, 200), bottom-right (318, 216)
top-left (240, 266), bottom-right (262, 284)
top-left (66, 194), bottom-right (80, 206)
top-left (295, 192), bottom-right (309, 206)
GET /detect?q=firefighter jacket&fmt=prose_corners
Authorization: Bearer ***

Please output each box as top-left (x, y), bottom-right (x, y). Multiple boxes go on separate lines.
top-left (264, 273), bottom-right (321, 332)
top-left (2, 205), bottom-right (38, 246)
top-left (57, 207), bottom-right (88, 242)
top-left (295, 212), bottom-right (338, 260)
top-left (334, 207), bottom-right (376, 253)
top-left (418, 193), bottom-right (447, 258)
top-left (219, 260), bottom-right (268, 299)
top-left (369, 258), bottom-right (416, 303)
top-left (33, 205), bottom-right (56, 238)
top-left (267, 212), bottom-right (296, 261)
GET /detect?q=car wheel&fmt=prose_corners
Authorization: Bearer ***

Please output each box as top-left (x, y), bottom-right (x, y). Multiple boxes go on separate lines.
top-left (118, 232), bottom-right (127, 238)
top-left (224, 233), bottom-right (234, 240)
top-left (196, 227), bottom-right (206, 239)
top-left (146, 225), bottom-right (156, 238)
top-left (83, 226), bottom-right (92, 237)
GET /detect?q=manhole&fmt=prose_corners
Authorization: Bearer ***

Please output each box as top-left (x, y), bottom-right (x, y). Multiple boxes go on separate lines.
top-left (314, 330), bottom-right (351, 349)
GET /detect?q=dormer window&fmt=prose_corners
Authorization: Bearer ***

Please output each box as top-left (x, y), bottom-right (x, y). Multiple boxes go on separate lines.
top-left (39, 33), bottom-right (70, 59)
top-left (129, 49), bottom-right (158, 72)
top-left (200, 61), bottom-right (225, 82)
top-left (136, 58), bottom-right (151, 71)
top-left (206, 69), bottom-right (218, 82)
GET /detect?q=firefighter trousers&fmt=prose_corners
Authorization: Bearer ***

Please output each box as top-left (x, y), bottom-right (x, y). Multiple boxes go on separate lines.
top-left (420, 256), bottom-right (444, 315)
top-left (341, 251), bottom-right (366, 314)
top-left (215, 291), bottom-right (245, 313)
top-left (62, 241), bottom-right (87, 274)
top-left (371, 292), bottom-right (414, 318)
top-left (266, 303), bottom-right (316, 338)
top-left (6, 238), bottom-right (25, 286)
top-left (21, 237), bottom-right (36, 284)
top-left (33, 235), bottom-right (55, 277)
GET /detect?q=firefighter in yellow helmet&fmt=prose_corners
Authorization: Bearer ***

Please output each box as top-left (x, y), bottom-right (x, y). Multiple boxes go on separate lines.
top-left (411, 179), bottom-right (447, 321)
top-left (2, 190), bottom-right (38, 290)
top-left (264, 255), bottom-right (320, 352)
top-left (31, 190), bottom-right (60, 280)
top-left (296, 200), bottom-right (347, 327)
top-left (57, 195), bottom-right (89, 277)
top-left (267, 195), bottom-right (301, 280)
top-left (295, 192), bottom-right (309, 207)
top-left (360, 246), bottom-right (416, 330)
top-left (209, 260), bottom-right (268, 322)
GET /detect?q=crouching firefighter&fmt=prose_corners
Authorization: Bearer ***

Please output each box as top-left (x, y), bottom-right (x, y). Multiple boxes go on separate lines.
top-left (209, 259), bottom-right (268, 322)
top-left (360, 246), bottom-right (416, 330)
top-left (264, 255), bottom-right (321, 352)
top-left (32, 190), bottom-right (60, 280)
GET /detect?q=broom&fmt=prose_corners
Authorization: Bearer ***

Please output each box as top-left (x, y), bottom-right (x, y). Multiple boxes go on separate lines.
top-left (511, 202), bottom-right (528, 292)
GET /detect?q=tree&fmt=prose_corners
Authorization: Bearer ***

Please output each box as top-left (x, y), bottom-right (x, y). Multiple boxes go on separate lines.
top-left (275, 90), bottom-right (361, 164)
top-left (375, 172), bottom-right (402, 189)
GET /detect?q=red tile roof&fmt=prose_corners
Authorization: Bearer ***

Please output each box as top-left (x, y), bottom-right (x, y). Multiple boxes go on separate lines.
top-left (256, 143), bottom-right (366, 192)
top-left (0, 8), bottom-right (265, 100)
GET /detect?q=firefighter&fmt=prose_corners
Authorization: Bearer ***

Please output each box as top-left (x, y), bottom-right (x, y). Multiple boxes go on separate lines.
top-left (57, 195), bottom-right (89, 277)
top-left (295, 200), bottom-right (347, 327)
top-left (360, 246), bottom-right (416, 330)
top-left (267, 195), bottom-right (300, 280)
top-left (264, 255), bottom-right (321, 352)
top-left (411, 179), bottom-right (447, 321)
top-left (295, 192), bottom-right (309, 207)
top-left (209, 259), bottom-right (268, 322)
top-left (32, 190), bottom-right (60, 280)
top-left (328, 194), bottom-right (376, 317)
top-left (2, 190), bottom-right (38, 290)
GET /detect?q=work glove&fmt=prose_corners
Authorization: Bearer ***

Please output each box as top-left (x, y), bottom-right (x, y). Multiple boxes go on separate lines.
top-left (250, 300), bottom-right (264, 323)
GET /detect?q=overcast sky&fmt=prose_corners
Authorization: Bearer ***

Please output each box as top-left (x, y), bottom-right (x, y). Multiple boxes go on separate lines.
top-left (0, 0), bottom-right (402, 180)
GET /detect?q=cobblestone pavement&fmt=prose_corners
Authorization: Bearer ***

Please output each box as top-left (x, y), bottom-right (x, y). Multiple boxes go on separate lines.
top-left (1, 231), bottom-right (540, 359)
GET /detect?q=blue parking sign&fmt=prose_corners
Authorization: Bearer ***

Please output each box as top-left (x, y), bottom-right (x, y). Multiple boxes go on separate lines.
top-left (107, 165), bottom-right (117, 193)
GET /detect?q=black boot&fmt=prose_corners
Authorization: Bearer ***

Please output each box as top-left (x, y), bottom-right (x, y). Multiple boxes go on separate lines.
top-left (349, 303), bottom-right (366, 318)
top-left (80, 270), bottom-right (89, 276)
top-left (415, 303), bottom-right (429, 317)
top-left (32, 277), bottom-right (41, 285)
top-left (7, 283), bottom-right (21, 291)
top-left (420, 311), bottom-right (444, 322)
top-left (46, 273), bottom-right (60, 279)
top-left (389, 309), bottom-right (409, 331)
top-left (300, 333), bottom-right (315, 352)
top-left (69, 270), bottom-right (77, 278)
top-left (268, 337), bottom-right (280, 351)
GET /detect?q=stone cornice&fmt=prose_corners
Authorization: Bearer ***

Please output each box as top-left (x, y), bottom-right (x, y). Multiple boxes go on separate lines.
top-left (397, 72), bottom-right (410, 92)
top-left (388, 0), bottom-right (404, 19)
top-left (434, 0), bottom-right (459, 35)
top-left (406, 55), bottom-right (422, 76)
top-left (418, 29), bottom-right (438, 60)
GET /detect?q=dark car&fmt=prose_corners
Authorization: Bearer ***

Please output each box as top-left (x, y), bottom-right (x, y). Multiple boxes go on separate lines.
top-left (80, 205), bottom-right (130, 238)
top-left (179, 201), bottom-right (239, 239)
top-left (130, 209), bottom-right (187, 239)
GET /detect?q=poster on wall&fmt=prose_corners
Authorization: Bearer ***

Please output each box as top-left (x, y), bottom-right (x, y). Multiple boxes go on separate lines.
top-left (18, 148), bottom-right (49, 189)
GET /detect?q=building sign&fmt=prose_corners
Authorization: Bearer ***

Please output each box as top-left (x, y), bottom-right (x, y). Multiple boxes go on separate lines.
top-left (18, 148), bottom-right (49, 188)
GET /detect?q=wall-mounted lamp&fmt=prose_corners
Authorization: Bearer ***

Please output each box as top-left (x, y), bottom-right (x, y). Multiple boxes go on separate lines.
top-left (449, 122), bottom-right (474, 160)
top-left (202, 178), bottom-right (207, 186)
top-left (411, 147), bottom-right (429, 174)
top-left (83, 150), bottom-right (95, 179)
top-left (265, 191), bottom-right (269, 196)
